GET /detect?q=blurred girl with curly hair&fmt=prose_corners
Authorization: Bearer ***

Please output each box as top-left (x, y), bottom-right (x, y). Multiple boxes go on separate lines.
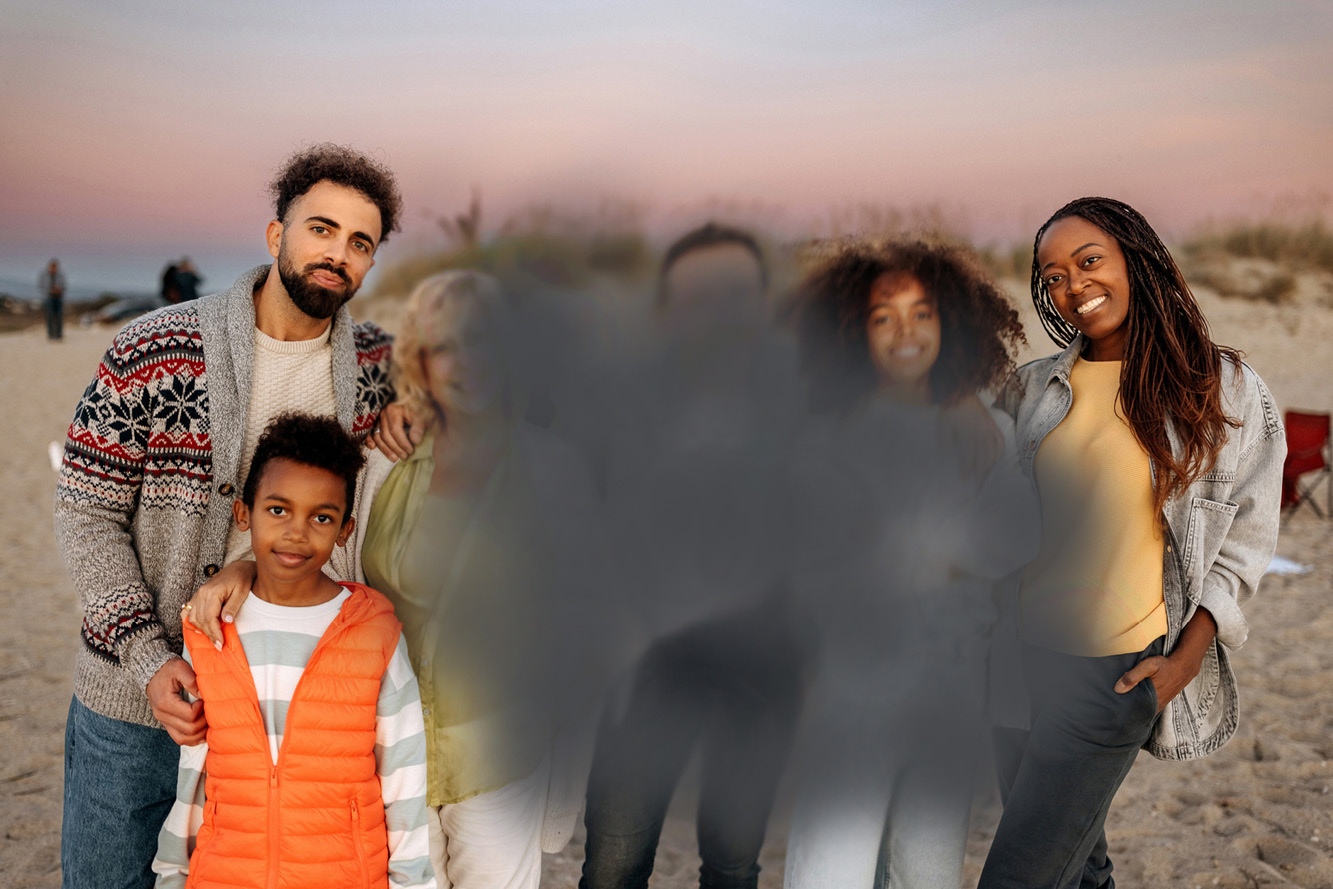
top-left (784, 238), bottom-right (1039, 889)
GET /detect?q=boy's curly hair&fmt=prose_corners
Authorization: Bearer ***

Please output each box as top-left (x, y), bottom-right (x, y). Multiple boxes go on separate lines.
top-left (792, 237), bottom-right (1026, 413)
top-left (268, 143), bottom-right (403, 245)
top-left (242, 413), bottom-right (366, 520)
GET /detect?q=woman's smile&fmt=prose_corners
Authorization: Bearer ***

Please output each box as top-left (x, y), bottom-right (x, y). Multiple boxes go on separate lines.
top-left (1073, 294), bottom-right (1109, 316)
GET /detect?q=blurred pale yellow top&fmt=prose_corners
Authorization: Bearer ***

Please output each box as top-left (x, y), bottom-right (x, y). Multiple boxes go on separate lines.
top-left (362, 429), bottom-right (552, 806)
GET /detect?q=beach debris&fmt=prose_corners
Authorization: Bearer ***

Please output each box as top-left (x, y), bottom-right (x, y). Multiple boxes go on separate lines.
top-left (1266, 555), bottom-right (1313, 576)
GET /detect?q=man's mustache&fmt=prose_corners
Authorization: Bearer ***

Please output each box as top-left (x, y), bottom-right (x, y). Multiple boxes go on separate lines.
top-left (305, 262), bottom-right (350, 286)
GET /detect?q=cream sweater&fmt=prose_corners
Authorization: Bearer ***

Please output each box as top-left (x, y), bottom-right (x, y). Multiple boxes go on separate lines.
top-left (223, 325), bottom-right (337, 564)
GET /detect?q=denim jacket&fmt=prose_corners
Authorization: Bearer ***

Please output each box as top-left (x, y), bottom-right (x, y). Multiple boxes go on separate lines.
top-left (998, 335), bottom-right (1286, 760)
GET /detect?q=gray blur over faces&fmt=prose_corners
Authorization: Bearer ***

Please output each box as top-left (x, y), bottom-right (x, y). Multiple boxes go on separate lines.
top-left (407, 227), bottom-right (1040, 806)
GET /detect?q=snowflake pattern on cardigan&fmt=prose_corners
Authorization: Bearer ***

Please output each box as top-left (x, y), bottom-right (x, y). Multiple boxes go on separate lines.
top-left (58, 300), bottom-right (394, 667)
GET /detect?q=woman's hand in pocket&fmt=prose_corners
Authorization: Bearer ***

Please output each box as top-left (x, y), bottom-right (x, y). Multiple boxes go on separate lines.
top-left (1116, 607), bottom-right (1219, 713)
top-left (1114, 656), bottom-right (1171, 713)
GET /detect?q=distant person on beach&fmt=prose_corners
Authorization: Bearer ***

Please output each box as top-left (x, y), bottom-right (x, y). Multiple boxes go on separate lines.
top-left (175, 257), bottom-right (202, 302)
top-left (151, 413), bottom-right (435, 889)
top-left (978, 197), bottom-right (1286, 888)
top-left (160, 262), bottom-right (181, 304)
top-left (40, 258), bottom-right (66, 339)
top-left (781, 238), bottom-right (1037, 889)
top-left (54, 143), bottom-right (401, 889)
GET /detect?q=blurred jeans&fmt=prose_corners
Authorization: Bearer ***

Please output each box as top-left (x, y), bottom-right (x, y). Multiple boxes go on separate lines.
top-left (46, 295), bottom-right (63, 339)
top-left (784, 648), bottom-right (986, 889)
top-left (61, 695), bottom-right (179, 889)
top-left (579, 607), bottom-right (801, 889)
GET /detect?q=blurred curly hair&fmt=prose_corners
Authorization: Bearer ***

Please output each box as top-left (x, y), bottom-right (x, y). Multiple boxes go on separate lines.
top-left (792, 237), bottom-right (1026, 413)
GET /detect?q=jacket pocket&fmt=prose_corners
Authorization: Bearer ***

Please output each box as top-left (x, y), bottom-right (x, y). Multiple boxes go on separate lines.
top-left (190, 799), bottom-right (220, 881)
top-left (1191, 638), bottom-right (1220, 721)
top-left (1182, 497), bottom-right (1239, 591)
top-left (198, 798), bottom-right (219, 846)
top-left (349, 799), bottom-right (370, 889)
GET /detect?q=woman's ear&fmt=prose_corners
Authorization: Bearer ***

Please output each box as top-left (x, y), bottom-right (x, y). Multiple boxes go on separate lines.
top-left (232, 498), bottom-right (251, 531)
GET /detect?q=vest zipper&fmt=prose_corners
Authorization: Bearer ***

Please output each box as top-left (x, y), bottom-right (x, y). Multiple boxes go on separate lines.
top-left (249, 589), bottom-right (366, 889)
top-left (350, 798), bottom-right (370, 888)
top-left (267, 765), bottom-right (280, 889)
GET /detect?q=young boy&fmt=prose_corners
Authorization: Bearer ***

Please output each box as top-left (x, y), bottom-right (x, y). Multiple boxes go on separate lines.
top-left (152, 413), bottom-right (435, 889)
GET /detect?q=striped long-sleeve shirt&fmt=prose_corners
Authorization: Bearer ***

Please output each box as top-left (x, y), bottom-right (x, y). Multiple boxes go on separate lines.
top-left (152, 587), bottom-right (435, 889)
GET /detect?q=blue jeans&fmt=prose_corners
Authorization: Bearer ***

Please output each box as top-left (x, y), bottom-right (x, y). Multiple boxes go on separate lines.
top-left (62, 695), bottom-right (180, 889)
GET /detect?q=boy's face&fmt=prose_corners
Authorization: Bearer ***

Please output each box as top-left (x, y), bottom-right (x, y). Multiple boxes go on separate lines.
top-left (233, 458), bottom-right (354, 586)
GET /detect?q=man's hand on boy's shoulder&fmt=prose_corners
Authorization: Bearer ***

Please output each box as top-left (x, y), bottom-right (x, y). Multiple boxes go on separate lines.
top-left (148, 657), bottom-right (206, 745)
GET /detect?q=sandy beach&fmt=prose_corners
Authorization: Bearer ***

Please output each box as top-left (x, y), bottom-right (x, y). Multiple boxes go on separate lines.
top-left (2, 266), bottom-right (1330, 888)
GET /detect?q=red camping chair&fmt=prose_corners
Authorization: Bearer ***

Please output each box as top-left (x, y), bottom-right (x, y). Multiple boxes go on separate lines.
top-left (1282, 410), bottom-right (1331, 519)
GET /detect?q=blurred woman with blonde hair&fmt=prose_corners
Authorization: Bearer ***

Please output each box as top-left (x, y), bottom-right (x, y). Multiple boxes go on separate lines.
top-left (190, 269), bottom-right (616, 889)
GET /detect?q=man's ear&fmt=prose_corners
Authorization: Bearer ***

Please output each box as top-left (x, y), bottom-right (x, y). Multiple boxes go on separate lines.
top-left (336, 515), bottom-right (356, 548)
top-left (232, 498), bottom-right (251, 531)
top-left (266, 219), bottom-right (284, 260)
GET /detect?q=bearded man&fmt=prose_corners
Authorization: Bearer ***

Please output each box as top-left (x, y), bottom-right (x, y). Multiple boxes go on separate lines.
top-left (54, 144), bottom-right (402, 889)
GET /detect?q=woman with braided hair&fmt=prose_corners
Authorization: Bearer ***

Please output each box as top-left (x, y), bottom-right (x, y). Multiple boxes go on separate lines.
top-left (980, 197), bottom-right (1285, 888)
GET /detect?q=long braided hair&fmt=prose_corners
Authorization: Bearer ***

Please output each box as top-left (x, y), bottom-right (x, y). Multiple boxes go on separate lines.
top-left (1030, 197), bottom-right (1241, 515)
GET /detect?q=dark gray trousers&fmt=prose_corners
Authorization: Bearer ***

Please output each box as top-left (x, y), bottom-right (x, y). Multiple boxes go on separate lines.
top-left (980, 635), bottom-right (1165, 889)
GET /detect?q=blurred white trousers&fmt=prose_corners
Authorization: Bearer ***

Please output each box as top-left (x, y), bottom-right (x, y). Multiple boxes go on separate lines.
top-left (428, 756), bottom-right (550, 889)
top-left (783, 671), bottom-right (977, 889)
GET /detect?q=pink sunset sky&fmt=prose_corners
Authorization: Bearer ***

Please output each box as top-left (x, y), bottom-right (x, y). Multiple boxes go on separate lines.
top-left (2, 0), bottom-right (1331, 292)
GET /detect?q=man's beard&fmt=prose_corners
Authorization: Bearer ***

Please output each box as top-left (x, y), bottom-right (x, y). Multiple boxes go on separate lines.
top-left (277, 243), bottom-right (357, 320)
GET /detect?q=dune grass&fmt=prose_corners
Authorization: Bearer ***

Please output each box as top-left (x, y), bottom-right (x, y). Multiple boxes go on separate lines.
top-left (1183, 219), bottom-right (1333, 272)
top-left (366, 196), bottom-right (1330, 312)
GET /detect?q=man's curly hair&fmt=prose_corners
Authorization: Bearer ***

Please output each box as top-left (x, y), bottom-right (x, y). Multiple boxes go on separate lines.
top-left (242, 412), bottom-right (366, 520)
top-left (792, 237), bottom-right (1026, 413)
top-left (268, 143), bottom-right (403, 246)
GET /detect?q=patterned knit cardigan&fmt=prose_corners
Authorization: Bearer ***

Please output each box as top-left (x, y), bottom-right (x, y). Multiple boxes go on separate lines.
top-left (54, 265), bottom-right (395, 728)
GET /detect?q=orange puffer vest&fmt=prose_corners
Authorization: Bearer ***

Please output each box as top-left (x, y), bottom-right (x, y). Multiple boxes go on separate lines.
top-left (182, 583), bottom-right (404, 889)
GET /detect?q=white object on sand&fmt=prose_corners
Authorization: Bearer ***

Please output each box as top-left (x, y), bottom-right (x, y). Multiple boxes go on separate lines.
top-left (1266, 555), bottom-right (1313, 576)
top-left (48, 441), bottom-right (63, 473)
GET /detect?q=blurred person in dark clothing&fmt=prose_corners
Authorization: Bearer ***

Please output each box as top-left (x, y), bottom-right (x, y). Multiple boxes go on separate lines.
top-left (160, 261), bottom-right (182, 304)
top-left (40, 258), bottom-right (66, 339)
top-left (576, 223), bottom-right (805, 889)
top-left (175, 257), bottom-right (203, 302)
